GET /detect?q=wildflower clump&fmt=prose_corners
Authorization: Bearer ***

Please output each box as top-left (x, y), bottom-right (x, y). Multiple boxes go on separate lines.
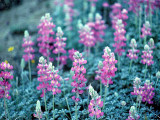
top-left (88, 85), bottom-right (104, 119)
top-left (71, 51), bottom-right (87, 102)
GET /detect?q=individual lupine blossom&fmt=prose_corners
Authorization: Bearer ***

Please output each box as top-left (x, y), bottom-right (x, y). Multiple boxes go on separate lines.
top-left (37, 13), bottom-right (55, 58)
top-left (95, 61), bottom-right (103, 80)
top-left (37, 57), bottom-right (51, 97)
top-left (140, 80), bottom-right (155, 104)
top-left (22, 30), bottom-right (35, 62)
top-left (91, 13), bottom-right (107, 43)
top-left (126, 106), bottom-right (140, 120)
top-left (88, 85), bottom-right (104, 119)
top-left (78, 24), bottom-right (96, 48)
top-left (53, 27), bottom-right (67, 66)
top-left (113, 19), bottom-right (127, 56)
top-left (0, 62), bottom-right (13, 99)
top-left (71, 51), bottom-right (87, 102)
top-left (101, 46), bottom-right (117, 86)
top-left (148, 38), bottom-right (155, 50)
top-left (141, 21), bottom-right (151, 38)
top-left (33, 100), bottom-right (43, 119)
top-left (141, 44), bottom-right (154, 66)
top-left (127, 39), bottom-right (139, 60)
top-left (68, 48), bottom-right (77, 61)
top-left (47, 62), bottom-right (61, 95)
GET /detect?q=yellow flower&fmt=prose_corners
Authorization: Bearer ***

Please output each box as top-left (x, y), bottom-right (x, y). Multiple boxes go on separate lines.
top-left (31, 60), bottom-right (35, 64)
top-left (4, 60), bottom-right (8, 64)
top-left (8, 46), bottom-right (14, 52)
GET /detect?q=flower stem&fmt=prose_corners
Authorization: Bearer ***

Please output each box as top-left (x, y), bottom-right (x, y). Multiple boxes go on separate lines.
top-left (129, 60), bottom-right (133, 74)
top-left (103, 86), bottom-right (108, 110)
top-left (28, 60), bottom-right (31, 82)
top-left (100, 80), bottom-right (102, 97)
top-left (44, 89), bottom-right (48, 120)
top-left (144, 64), bottom-right (148, 80)
top-left (139, 5), bottom-right (142, 43)
top-left (155, 78), bottom-right (159, 89)
top-left (118, 55), bottom-right (120, 70)
top-left (57, 53), bottom-right (60, 69)
top-left (95, 115), bottom-right (97, 120)
top-left (4, 90), bottom-right (10, 120)
top-left (53, 95), bottom-right (55, 120)
top-left (144, 36), bottom-right (146, 46)
top-left (65, 97), bottom-right (72, 119)
top-left (75, 102), bottom-right (78, 120)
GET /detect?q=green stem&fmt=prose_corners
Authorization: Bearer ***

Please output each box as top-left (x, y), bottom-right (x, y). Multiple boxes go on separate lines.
top-left (118, 55), bottom-right (120, 70)
top-left (65, 97), bottom-right (72, 119)
top-left (4, 90), bottom-right (10, 120)
top-left (57, 53), bottom-right (60, 68)
top-left (43, 89), bottom-right (48, 120)
top-left (103, 86), bottom-right (108, 110)
top-left (100, 80), bottom-right (102, 97)
top-left (155, 78), bottom-right (159, 89)
top-left (47, 56), bottom-right (49, 64)
top-left (95, 115), bottom-right (97, 120)
top-left (28, 60), bottom-right (31, 82)
top-left (129, 60), bottom-right (133, 74)
top-left (144, 36), bottom-right (146, 46)
top-left (139, 5), bottom-right (142, 43)
top-left (75, 102), bottom-right (78, 120)
top-left (144, 64), bottom-right (148, 80)
top-left (156, 8), bottom-right (158, 26)
top-left (53, 95), bottom-right (55, 120)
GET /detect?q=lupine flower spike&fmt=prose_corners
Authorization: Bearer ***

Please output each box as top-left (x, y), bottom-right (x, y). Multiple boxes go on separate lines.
top-left (113, 19), bottom-right (126, 69)
top-left (37, 57), bottom-right (49, 113)
top-left (78, 24), bottom-right (95, 56)
top-left (141, 45), bottom-right (153, 79)
top-left (22, 30), bottom-right (35, 81)
top-left (53, 27), bottom-right (67, 68)
top-left (37, 13), bottom-right (56, 62)
top-left (71, 51), bottom-right (87, 120)
top-left (0, 61), bottom-right (13, 119)
top-left (88, 85), bottom-right (104, 119)
top-left (127, 39), bottom-right (139, 73)
top-left (33, 100), bottom-right (43, 120)
top-left (131, 77), bottom-right (142, 111)
top-left (126, 106), bottom-right (140, 120)
top-left (95, 61), bottom-right (103, 97)
top-left (141, 21), bottom-right (151, 45)
top-left (131, 78), bottom-right (155, 105)
top-left (47, 62), bottom-right (61, 119)
top-left (101, 46), bottom-right (117, 109)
